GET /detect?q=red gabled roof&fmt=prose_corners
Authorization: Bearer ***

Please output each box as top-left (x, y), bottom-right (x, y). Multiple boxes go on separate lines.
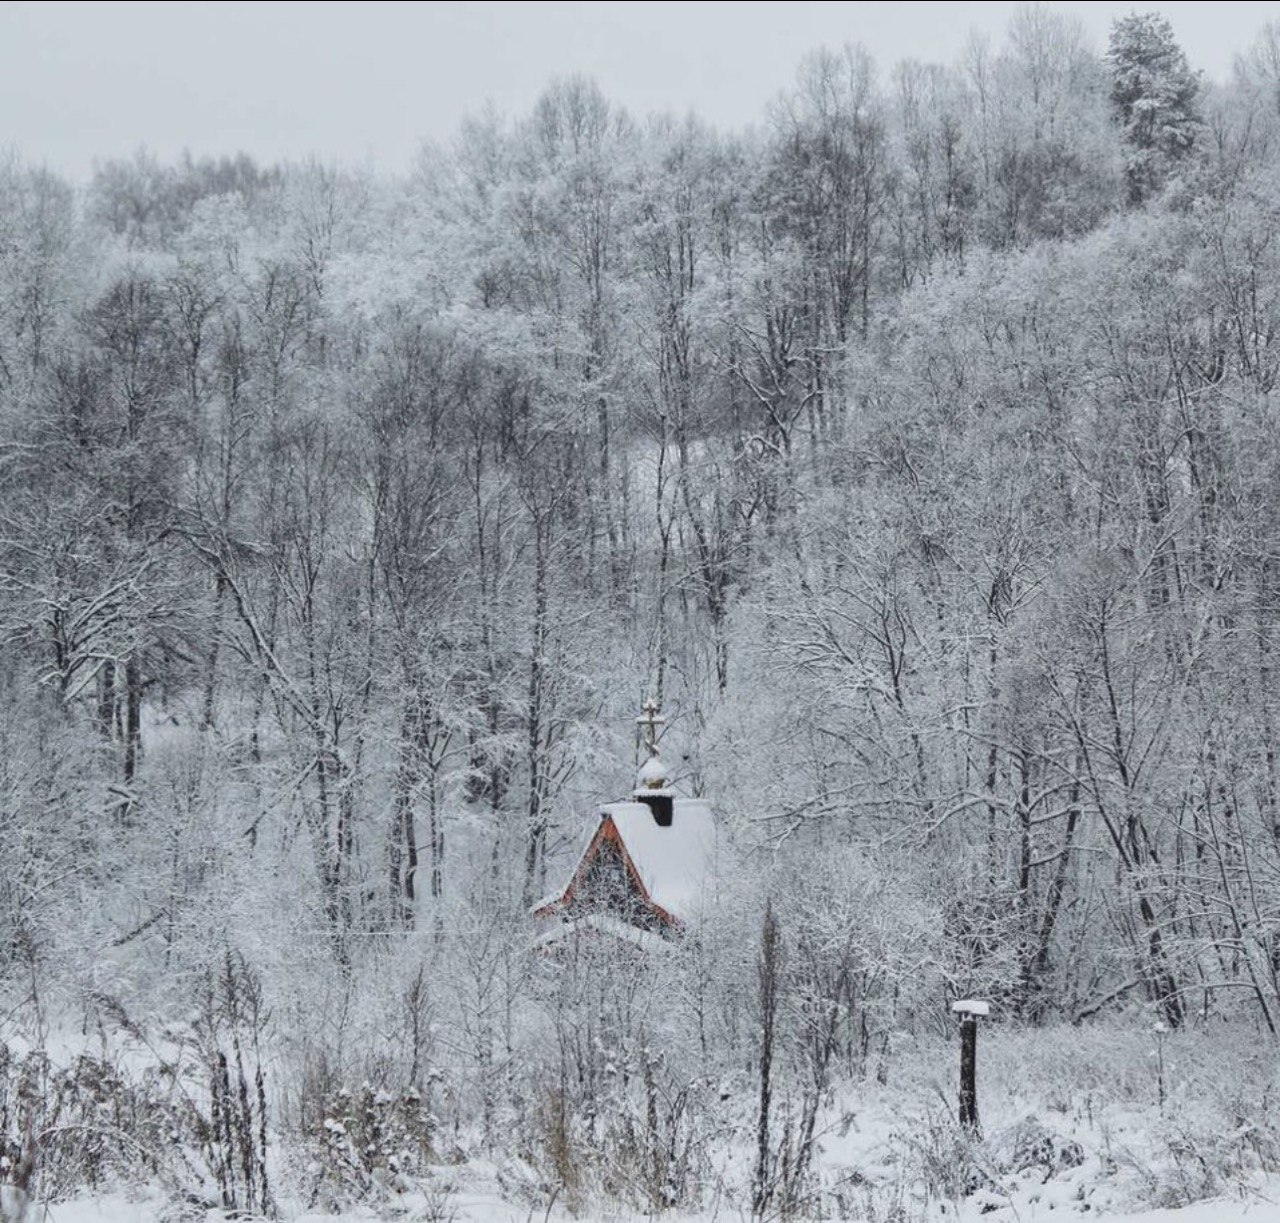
top-left (533, 814), bottom-right (680, 927)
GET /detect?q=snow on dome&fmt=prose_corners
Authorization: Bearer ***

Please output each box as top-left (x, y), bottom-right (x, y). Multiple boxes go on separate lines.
top-left (636, 754), bottom-right (670, 791)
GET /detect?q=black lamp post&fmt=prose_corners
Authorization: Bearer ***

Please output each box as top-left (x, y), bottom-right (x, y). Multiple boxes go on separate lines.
top-left (951, 999), bottom-right (990, 1133)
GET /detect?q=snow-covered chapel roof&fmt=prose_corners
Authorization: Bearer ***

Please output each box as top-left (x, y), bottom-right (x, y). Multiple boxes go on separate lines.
top-left (532, 797), bottom-right (717, 927)
top-left (602, 797), bottom-right (716, 923)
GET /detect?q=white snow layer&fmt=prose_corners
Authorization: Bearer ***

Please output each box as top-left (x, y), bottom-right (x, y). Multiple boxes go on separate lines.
top-left (532, 910), bottom-right (674, 953)
top-left (603, 798), bottom-right (716, 923)
top-left (37, 1185), bottom-right (1280, 1222)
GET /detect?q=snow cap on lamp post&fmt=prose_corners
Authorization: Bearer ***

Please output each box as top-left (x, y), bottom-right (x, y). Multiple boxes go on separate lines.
top-left (952, 998), bottom-right (990, 1134)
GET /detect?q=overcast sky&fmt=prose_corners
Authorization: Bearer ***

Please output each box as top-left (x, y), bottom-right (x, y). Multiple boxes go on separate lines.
top-left (1, 2), bottom-right (1273, 181)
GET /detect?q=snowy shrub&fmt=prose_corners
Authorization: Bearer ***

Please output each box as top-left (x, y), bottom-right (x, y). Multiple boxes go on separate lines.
top-left (183, 952), bottom-right (272, 1216)
top-left (897, 1108), bottom-right (994, 1204)
top-left (0, 959), bottom-right (276, 1216)
top-left (300, 1082), bottom-right (437, 1210)
top-left (0, 1046), bottom-right (39, 1205)
top-left (524, 1032), bottom-right (716, 1214)
top-left (0, 1043), bottom-right (194, 1202)
top-left (1104, 1111), bottom-right (1280, 1212)
top-left (987, 1114), bottom-right (1084, 1176)
top-left (190, 1043), bottom-right (270, 1216)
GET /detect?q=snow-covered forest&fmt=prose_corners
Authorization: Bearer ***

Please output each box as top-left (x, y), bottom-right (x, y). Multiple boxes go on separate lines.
top-left (4, 8), bottom-right (1280, 1220)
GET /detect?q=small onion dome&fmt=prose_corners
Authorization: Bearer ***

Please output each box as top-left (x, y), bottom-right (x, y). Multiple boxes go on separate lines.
top-left (636, 753), bottom-right (671, 792)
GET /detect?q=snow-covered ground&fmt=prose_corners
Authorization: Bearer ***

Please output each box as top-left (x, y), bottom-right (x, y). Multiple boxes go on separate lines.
top-left (35, 1185), bottom-right (1280, 1222)
top-left (13, 1017), bottom-right (1280, 1223)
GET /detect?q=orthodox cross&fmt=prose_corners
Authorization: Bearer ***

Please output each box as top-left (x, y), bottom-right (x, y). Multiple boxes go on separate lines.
top-left (636, 698), bottom-right (666, 758)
